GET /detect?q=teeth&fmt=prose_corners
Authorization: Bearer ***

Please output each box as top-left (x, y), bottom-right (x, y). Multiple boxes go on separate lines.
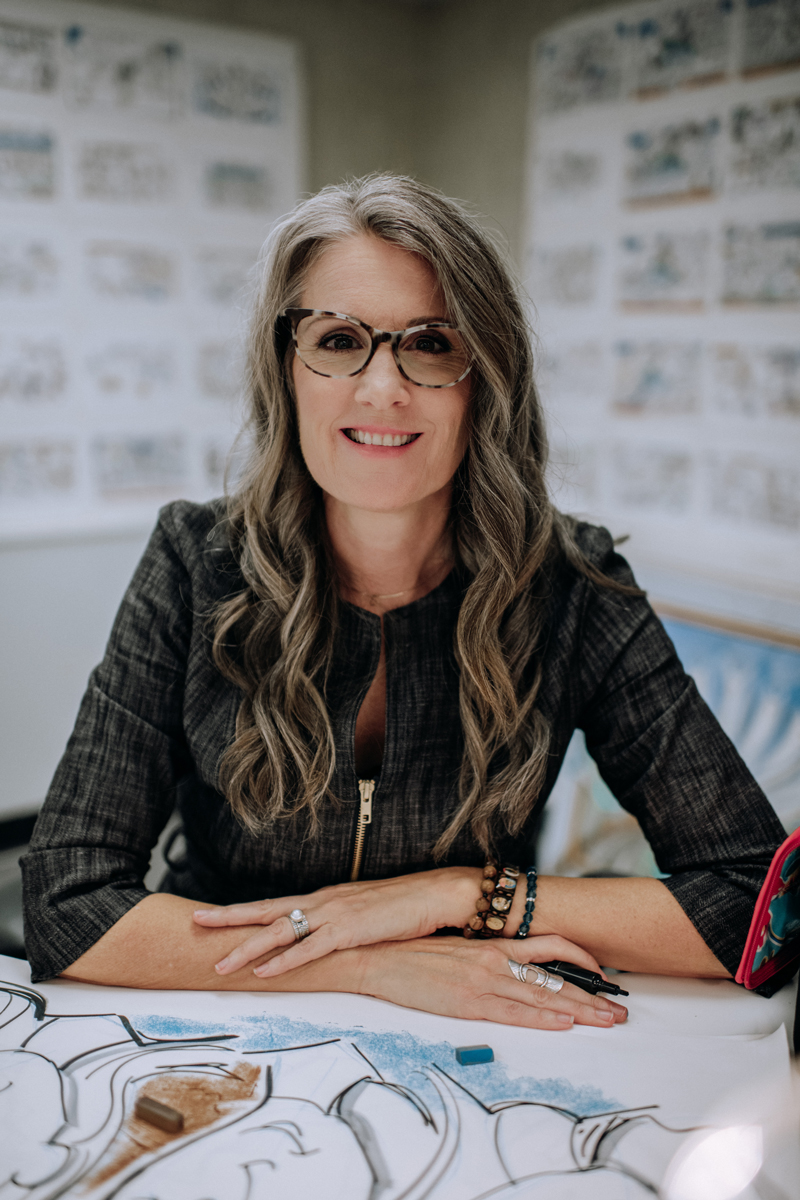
top-left (347, 429), bottom-right (416, 446)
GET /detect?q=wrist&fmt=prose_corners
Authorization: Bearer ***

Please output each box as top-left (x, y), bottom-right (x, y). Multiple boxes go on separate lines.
top-left (443, 866), bottom-right (484, 929)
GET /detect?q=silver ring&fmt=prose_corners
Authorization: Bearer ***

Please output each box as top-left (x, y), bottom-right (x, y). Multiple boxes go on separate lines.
top-left (508, 960), bottom-right (565, 994)
top-left (288, 908), bottom-right (310, 941)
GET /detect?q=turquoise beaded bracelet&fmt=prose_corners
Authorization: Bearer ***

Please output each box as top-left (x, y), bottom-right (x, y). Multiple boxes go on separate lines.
top-left (514, 866), bottom-right (538, 939)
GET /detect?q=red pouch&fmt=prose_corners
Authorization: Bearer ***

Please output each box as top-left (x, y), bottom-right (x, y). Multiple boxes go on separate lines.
top-left (736, 826), bottom-right (800, 990)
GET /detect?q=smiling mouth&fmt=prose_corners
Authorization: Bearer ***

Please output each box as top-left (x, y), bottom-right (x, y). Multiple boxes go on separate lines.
top-left (344, 429), bottom-right (421, 447)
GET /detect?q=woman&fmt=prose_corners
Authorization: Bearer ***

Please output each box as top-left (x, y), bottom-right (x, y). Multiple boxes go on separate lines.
top-left (22, 175), bottom-right (785, 1029)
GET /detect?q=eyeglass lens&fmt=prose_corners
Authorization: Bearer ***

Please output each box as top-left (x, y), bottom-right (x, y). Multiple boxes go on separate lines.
top-left (294, 313), bottom-right (469, 386)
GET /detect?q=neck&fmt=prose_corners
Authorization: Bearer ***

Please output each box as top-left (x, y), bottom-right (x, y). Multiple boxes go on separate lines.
top-left (324, 488), bottom-right (455, 614)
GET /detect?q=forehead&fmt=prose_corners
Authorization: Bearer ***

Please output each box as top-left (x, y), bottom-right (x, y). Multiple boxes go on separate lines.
top-left (299, 234), bottom-right (447, 328)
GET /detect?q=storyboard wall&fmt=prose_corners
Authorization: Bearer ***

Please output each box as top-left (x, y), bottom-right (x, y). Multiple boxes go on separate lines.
top-left (526, 0), bottom-right (800, 601)
top-left (0, 0), bottom-right (302, 541)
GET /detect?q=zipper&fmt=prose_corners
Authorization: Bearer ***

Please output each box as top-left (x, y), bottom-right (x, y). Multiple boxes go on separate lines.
top-left (350, 778), bottom-right (375, 882)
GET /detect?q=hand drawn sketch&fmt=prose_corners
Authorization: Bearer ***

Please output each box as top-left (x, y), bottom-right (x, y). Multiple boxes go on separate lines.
top-left (63, 25), bottom-right (184, 118)
top-left (611, 442), bottom-right (693, 512)
top-left (0, 979), bottom-right (704, 1200)
top-left (538, 151), bottom-right (602, 200)
top-left (86, 241), bottom-right (175, 302)
top-left (624, 117), bottom-right (721, 206)
top-left (85, 343), bottom-right (175, 403)
top-left (0, 18), bottom-right (56, 93)
top-left (78, 141), bottom-right (173, 203)
top-left (530, 245), bottom-right (599, 305)
top-left (713, 343), bottom-right (800, 417)
top-left (742, 0), bottom-right (800, 77)
top-left (613, 341), bottom-right (701, 414)
top-left (722, 222), bottom-right (800, 304)
top-left (92, 434), bottom-right (187, 498)
top-left (0, 338), bottom-right (65, 402)
top-left (204, 161), bottom-right (271, 212)
top-left (193, 60), bottom-right (281, 123)
top-left (0, 235), bottom-right (57, 298)
top-left (0, 440), bottom-right (74, 498)
top-left (0, 129), bottom-right (54, 200)
top-left (194, 246), bottom-right (258, 306)
top-left (729, 94), bottom-right (800, 192)
top-left (536, 22), bottom-right (622, 112)
top-left (709, 452), bottom-right (800, 530)
top-left (618, 0), bottom-right (732, 96)
top-left (618, 231), bottom-right (708, 309)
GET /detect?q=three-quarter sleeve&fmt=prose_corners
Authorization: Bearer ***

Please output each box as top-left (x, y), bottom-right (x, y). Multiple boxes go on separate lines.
top-left (572, 527), bottom-right (786, 988)
top-left (21, 506), bottom-right (197, 981)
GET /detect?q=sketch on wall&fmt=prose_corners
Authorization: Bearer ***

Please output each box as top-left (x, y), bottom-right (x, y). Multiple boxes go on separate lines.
top-left (527, 0), bottom-right (800, 597)
top-left (0, 0), bottom-right (302, 541)
top-left (0, 969), bottom-right (793, 1199)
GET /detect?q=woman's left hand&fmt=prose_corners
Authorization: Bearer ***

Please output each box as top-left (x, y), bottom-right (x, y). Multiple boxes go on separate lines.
top-left (193, 867), bottom-right (488, 978)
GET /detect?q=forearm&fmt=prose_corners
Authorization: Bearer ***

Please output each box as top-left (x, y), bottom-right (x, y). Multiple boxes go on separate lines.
top-left (522, 875), bottom-right (730, 978)
top-left (61, 893), bottom-right (369, 992)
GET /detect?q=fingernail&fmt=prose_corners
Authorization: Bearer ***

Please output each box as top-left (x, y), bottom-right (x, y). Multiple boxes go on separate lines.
top-left (556, 1013), bottom-right (573, 1025)
top-left (214, 960), bottom-right (228, 972)
top-left (194, 910), bottom-right (210, 917)
top-left (598, 1010), bottom-right (614, 1022)
top-left (253, 965), bottom-right (271, 978)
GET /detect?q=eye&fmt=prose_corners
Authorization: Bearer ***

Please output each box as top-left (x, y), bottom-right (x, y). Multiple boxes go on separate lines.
top-left (406, 331), bottom-right (452, 355)
top-left (318, 330), bottom-right (362, 352)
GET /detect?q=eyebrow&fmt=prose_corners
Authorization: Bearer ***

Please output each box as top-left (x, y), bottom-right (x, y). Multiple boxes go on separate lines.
top-left (405, 314), bottom-right (451, 326)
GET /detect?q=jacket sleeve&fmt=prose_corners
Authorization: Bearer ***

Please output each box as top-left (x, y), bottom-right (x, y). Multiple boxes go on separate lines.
top-left (21, 505), bottom-right (197, 981)
top-left (573, 527), bottom-right (786, 990)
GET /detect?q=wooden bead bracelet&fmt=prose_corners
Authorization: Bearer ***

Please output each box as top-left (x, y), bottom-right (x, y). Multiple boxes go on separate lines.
top-left (463, 861), bottom-right (520, 938)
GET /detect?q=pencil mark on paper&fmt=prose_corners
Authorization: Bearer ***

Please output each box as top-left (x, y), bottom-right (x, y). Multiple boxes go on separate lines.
top-left (613, 341), bottom-right (701, 414)
top-left (78, 141), bottom-right (173, 203)
top-left (624, 117), bottom-right (720, 206)
top-left (92, 434), bottom-right (187, 498)
top-left (0, 19), bottom-right (57, 93)
top-left (729, 95), bottom-right (800, 192)
top-left (722, 223), bottom-right (800, 304)
top-left (0, 441), bottom-right (75, 498)
top-left (63, 25), bottom-right (183, 117)
top-left (86, 241), bottom-right (176, 302)
top-left (0, 980), bottom-right (702, 1200)
top-left (0, 129), bottom-right (54, 199)
top-left (193, 60), bottom-right (281, 123)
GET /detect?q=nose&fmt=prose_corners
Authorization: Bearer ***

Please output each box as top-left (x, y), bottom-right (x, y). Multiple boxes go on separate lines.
top-left (353, 342), bottom-right (410, 408)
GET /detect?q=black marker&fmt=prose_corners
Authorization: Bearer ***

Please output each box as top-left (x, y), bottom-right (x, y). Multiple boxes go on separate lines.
top-left (537, 961), bottom-right (629, 998)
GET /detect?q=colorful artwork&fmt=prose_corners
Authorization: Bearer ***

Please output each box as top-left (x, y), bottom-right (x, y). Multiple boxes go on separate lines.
top-left (193, 60), bottom-right (281, 123)
top-left (753, 846), bottom-right (800, 971)
top-left (78, 141), bottom-right (173, 203)
top-left (86, 241), bottom-right (175, 302)
top-left (722, 222), bottom-right (800, 303)
top-left (536, 23), bottom-right (623, 112)
top-left (63, 25), bottom-right (183, 117)
top-left (0, 18), bottom-right (56, 93)
top-left (204, 161), bottom-right (271, 211)
top-left (624, 117), bottom-right (720, 205)
top-left (620, 0), bottom-right (732, 95)
top-left (730, 94), bottom-right (800, 191)
top-left (618, 231), bottom-right (708, 308)
top-left (0, 128), bottom-right (54, 199)
top-left (92, 434), bottom-right (187, 497)
top-left (613, 341), bottom-right (701, 413)
top-left (742, 0), bottom-right (800, 76)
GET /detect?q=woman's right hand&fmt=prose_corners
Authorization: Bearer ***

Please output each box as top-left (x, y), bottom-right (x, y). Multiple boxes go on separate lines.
top-left (355, 934), bottom-right (628, 1031)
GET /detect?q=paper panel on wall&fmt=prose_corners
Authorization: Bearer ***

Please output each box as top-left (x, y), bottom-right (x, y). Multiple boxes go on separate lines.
top-left (527, 0), bottom-right (800, 598)
top-left (0, 0), bottom-right (302, 542)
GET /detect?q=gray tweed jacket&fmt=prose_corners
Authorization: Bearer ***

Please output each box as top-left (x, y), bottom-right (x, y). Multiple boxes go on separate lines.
top-left (21, 500), bottom-right (785, 990)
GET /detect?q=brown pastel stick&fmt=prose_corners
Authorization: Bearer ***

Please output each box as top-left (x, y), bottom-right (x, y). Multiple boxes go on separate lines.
top-left (134, 1095), bottom-right (184, 1133)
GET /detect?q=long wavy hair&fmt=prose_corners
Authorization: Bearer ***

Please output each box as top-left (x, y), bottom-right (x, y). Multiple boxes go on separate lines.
top-left (213, 173), bottom-right (611, 857)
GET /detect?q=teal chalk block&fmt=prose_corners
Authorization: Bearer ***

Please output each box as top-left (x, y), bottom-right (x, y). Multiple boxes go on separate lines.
top-left (455, 1044), bottom-right (494, 1065)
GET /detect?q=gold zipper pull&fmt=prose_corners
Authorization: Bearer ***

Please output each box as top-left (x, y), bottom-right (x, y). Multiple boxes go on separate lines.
top-left (350, 778), bottom-right (375, 882)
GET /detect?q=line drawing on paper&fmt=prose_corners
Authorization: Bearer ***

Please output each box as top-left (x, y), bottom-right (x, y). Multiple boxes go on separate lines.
top-left (613, 342), bottom-right (701, 414)
top-left (530, 245), bottom-right (599, 305)
top-left (63, 25), bottom-right (183, 118)
top-left (92, 434), bottom-right (187, 498)
top-left (85, 343), bottom-right (175, 403)
top-left (709, 453), bottom-right (800, 530)
top-left (204, 161), bottom-right (271, 212)
top-left (611, 442), bottom-right (693, 513)
top-left (618, 0), bottom-right (732, 96)
top-left (722, 222), bottom-right (800, 304)
top-left (0, 338), bottom-right (65, 402)
top-left (624, 118), bottom-right (720, 206)
top-left (536, 22), bottom-right (623, 112)
top-left (0, 980), bottom-right (702, 1200)
top-left (743, 0), bottom-right (800, 77)
top-left (78, 141), bottom-right (173, 204)
top-left (618, 231), bottom-right (708, 309)
top-left (0, 129), bottom-right (54, 200)
top-left (0, 441), bottom-right (74, 499)
top-left (193, 60), bottom-right (281, 123)
top-left (0, 19), bottom-right (57, 94)
top-left (86, 241), bottom-right (175, 302)
top-left (729, 95), bottom-right (800, 192)
top-left (713, 344), bottom-right (800, 417)
top-left (0, 236), bottom-right (57, 298)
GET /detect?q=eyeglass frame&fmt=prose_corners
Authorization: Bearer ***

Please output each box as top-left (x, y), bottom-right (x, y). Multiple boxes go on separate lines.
top-left (282, 308), bottom-right (473, 390)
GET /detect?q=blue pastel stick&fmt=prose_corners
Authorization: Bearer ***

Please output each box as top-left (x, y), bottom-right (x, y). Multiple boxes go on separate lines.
top-left (455, 1044), bottom-right (494, 1065)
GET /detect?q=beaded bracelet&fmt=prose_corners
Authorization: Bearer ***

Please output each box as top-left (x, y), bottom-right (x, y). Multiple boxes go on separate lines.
top-left (463, 861), bottom-right (520, 938)
top-left (514, 866), bottom-right (538, 939)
